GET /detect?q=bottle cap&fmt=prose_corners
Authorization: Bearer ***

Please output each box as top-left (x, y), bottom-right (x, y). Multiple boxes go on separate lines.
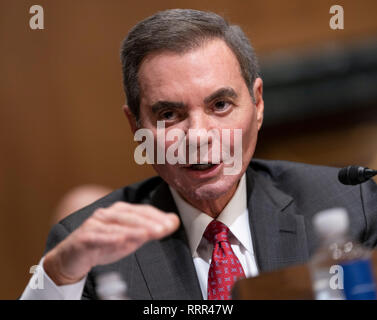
top-left (313, 207), bottom-right (349, 238)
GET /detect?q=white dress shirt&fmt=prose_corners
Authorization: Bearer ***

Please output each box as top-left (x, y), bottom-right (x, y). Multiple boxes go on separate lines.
top-left (21, 173), bottom-right (258, 299)
top-left (20, 256), bottom-right (87, 300)
top-left (169, 173), bottom-right (259, 299)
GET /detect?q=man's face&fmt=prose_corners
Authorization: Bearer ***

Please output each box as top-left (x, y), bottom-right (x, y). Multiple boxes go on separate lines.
top-left (127, 39), bottom-right (264, 203)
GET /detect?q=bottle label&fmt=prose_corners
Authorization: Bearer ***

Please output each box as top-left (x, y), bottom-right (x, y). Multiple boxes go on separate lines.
top-left (340, 259), bottom-right (377, 300)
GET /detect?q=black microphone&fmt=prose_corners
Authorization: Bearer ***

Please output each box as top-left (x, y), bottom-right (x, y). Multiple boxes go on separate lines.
top-left (338, 166), bottom-right (377, 185)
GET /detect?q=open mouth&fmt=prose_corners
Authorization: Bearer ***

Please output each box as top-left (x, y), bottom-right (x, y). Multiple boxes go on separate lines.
top-left (187, 163), bottom-right (217, 171)
top-left (181, 162), bottom-right (222, 178)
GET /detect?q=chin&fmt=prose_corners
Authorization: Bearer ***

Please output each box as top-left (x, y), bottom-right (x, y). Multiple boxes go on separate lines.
top-left (154, 163), bottom-right (246, 202)
top-left (175, 175), bottom-right (242, 201)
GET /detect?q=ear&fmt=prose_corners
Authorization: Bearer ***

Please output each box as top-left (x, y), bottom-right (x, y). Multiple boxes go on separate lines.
top-left (122, 104), bottom-right (138, 134)
top-left (253, 77), bottom-right (264, 131)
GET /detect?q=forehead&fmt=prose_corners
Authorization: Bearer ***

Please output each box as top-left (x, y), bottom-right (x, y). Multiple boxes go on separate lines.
top-left (137, 39), bottom-right (245, 103)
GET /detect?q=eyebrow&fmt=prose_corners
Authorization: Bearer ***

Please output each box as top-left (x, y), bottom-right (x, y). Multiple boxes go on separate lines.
top-left (150, 87), bottom-right (238, 113)
top-left (203, 87), bottom-right (238, 104)
top-left (151, 101), bottom-right (186, 114)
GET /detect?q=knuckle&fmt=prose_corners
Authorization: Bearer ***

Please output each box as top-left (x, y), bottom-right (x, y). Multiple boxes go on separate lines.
top-left (111, 233), bottom-right (124, 245)
top-left (137, 229), bottom-right (150, 241)
top-left (77, 231), bottom-right (96, 247)
top-left (93, 208), bottom-right (107, 219)
top-left (139, 203), bottom-right (154, 211)
top-left (113, 201), bottom-right (127, 209)
top-left (119, 229), bottom-right (149, 246)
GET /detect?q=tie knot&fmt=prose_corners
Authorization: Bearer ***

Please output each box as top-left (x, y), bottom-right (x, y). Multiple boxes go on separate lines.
top-left (203, 220), bottom-right (230, 245)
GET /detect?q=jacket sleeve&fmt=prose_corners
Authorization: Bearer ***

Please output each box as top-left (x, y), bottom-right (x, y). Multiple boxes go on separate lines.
top-left (360, 179), bottom-right (377, 248)
top-left (44, 222), bottom-right (71, 254)
top-left (45, 222), bottom-right (98, 299)
top-left (20, 223), bottom-right (88, 300)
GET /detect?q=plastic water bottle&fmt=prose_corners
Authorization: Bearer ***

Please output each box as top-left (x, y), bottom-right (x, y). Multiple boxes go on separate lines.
top-left (95, 272), bottom-right (130, 300)
top-left (309, 208), bottom-right (377, 300)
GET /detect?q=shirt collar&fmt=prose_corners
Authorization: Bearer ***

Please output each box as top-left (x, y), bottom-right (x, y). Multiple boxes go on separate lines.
top-left (169, 173), bottom-right (251, 257)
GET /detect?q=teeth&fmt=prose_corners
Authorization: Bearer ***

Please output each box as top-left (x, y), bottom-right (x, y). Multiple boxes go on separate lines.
top-left (190, 164), bottom-right (214, 170)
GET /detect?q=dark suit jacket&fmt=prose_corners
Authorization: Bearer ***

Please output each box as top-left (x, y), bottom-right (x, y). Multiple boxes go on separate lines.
top-left (44, 159), bottom-right (377, 299)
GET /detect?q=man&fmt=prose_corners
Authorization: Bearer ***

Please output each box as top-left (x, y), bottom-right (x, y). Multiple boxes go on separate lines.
top-left (21, 9), bottom-right (377, 300)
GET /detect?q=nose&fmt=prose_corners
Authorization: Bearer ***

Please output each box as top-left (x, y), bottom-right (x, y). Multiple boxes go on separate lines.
top-left (185, 110), bottom-right (211, 146)
top-left (183, 110), bottom-right (217, 164)
top-left (187, 109), bottom-right (209, 130)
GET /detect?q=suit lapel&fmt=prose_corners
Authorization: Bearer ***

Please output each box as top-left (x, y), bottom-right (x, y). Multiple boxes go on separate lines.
top-left (135, 164), bottom-right (310, 297)
top-left (135, 181), bottom-right (203, 299)
top-left (246, 166), bottom-right (309, 273)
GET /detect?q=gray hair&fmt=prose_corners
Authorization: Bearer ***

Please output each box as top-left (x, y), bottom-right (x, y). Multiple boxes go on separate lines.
top-left (120, 9), bottom-right (260, 121)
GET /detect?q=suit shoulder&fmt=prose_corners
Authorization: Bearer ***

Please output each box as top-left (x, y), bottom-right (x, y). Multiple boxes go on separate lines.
top-left (249, 159), bottom-right (350, 199)
top-left (250, 159), bottom-right (340, 180)
top-left (58, 175), bottom-right (164, 232)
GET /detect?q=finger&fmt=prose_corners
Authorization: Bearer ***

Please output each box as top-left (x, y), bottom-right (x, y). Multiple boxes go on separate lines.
top-left (93, 208), bottom-right (170, 235)
top-left (84, 215), bottom-right (177, 243)
top-left (114, 202), bottom-right (180, 229)
top-left (96, 203), bottom-right (180, 232)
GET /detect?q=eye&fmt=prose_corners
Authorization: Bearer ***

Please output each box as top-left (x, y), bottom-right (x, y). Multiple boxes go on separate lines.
top-left (213, 100), bottom-right (232, 112)
top-left (159, 110), bottom-right (177, 120)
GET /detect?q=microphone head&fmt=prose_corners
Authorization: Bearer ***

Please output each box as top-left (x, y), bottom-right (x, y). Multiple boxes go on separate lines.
top-left (338, 165), bottom-right (376, 185)
top-left (338, 166), bottom-right (360, 185)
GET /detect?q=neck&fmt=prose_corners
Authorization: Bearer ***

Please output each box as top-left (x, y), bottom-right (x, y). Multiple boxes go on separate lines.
top-left (179, 182), bottom-right (239, 218)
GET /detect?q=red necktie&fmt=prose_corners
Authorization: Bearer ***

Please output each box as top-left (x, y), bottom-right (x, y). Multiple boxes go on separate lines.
top-left (204, 220), bottom-right (245, 300)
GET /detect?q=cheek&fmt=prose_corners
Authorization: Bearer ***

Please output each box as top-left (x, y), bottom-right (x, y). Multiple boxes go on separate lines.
top-left (240, 111), bottom-right (258, 156)
top-left (152, 163), bottom-right (177, 181)
top-left (243, 114), bottom-right (257, 139)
